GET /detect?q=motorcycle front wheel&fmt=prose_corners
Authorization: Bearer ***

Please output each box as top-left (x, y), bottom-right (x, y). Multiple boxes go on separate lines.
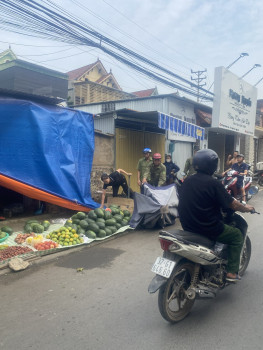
top-left (239, 236), bottom-right (251, 276)
top-left (158, 262), bottom-right (195, 323)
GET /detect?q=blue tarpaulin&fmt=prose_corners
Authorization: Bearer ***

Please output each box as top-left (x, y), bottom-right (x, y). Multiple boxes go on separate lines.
top-left (0, 97), bottom-right (99, 210)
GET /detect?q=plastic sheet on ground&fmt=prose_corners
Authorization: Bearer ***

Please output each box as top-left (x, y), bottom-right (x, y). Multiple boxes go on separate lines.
top-left (129, 183), bottom-right (179, 229)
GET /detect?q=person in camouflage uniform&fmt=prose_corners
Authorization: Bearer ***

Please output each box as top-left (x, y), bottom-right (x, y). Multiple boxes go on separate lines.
top-left (137, 147), bottom-right (152, 193)
top-left (142, 153), bottom-right (166, 187)
top-left (183, 145), bottom-right (199, 178)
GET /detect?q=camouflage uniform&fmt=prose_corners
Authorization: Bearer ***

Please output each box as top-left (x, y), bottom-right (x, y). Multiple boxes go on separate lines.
top-left (137, 157), bottom-right (152, 181)
top-left (145, 163), bottom-right (166, 187)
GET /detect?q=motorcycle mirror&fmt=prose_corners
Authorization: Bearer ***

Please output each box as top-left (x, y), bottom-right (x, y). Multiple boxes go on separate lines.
top-left (248, 186), bottom-right (259, 195)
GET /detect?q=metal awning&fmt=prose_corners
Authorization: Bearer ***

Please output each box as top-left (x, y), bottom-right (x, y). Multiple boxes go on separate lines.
top-left (157, 112), bottom-right (205, 140)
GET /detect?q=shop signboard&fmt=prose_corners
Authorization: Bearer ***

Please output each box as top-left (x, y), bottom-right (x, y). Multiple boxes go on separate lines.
top-left (212, 66), bottom-right (257, 136)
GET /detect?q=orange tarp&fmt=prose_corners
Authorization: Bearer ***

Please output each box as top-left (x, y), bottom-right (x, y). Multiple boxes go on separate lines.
top-left (0, 174), bottom-right (90, 212)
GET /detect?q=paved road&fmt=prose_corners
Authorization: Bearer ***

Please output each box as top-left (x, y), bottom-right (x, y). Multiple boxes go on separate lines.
top-left (1, 191), bottom-right (263, 350)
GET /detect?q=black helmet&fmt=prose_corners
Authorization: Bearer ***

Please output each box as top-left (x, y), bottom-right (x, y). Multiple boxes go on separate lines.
top-left (193, 149), bottom-right (218, 175)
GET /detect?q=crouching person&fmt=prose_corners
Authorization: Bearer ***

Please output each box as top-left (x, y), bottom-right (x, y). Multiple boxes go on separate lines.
top-left (100, 169), bottom-right (134, 208)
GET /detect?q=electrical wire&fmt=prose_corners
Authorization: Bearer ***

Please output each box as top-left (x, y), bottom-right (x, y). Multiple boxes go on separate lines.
top-left (0, 0), bottom-right (213, 100)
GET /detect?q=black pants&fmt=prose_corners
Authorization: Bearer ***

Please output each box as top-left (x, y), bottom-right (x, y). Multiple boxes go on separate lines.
top-left (112, 175), bottom-right (134, 199)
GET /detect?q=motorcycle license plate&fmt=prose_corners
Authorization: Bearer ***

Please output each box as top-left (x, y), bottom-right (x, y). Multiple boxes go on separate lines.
top-left (151, 257), bottom-right (176, 278)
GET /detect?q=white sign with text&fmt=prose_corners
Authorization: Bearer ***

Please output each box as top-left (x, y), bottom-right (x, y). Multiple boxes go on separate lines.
top-left (212, 66), bottom-right (257, 136)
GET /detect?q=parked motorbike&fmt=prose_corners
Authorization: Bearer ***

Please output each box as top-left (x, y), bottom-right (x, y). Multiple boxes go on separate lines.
top-left (222, 170), bottom-right (258, 202)
top-left (148, 209), bottom-right (259, 323)
top-left (252, 162), bottom-right (263, 186)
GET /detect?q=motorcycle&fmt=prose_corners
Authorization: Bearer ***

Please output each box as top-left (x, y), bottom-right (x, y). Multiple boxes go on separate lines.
top-left (253, 162), bottom-right (263, 186)
top-left (222, 170), bottom-right (258, 202)
top-left (148, 209), bottom-right (259, 323)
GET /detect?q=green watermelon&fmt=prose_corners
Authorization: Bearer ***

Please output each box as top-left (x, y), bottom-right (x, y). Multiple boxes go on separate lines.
top-left (86, 230), bottom-right (96, 239)
top-left (116, 223), bottom-right (121, 229)
top-left (88, 222), bottom-right (99, 234)
top-left (77, 212), bottom-right (86, 220)
top-left (94, 208), bottom-right (104, 218)
top-left (88, 210), bottom-right (97, 220)
top-left (97, 222), bottom-right (105, 229)
top-left (79, 220), bottom-right (89, 230)
top-left (104, 228), bottom-right (112, 236)
top-left (105, 218), bottom-right (117, 226)
top-left (104, 211), bottom-right (112, 220)
top-left (113, 214), bottom-right (122, 223)
top-left (123, 210), bottom-right (131, 217)
top-left (97, 229), bottom-right (106, 238)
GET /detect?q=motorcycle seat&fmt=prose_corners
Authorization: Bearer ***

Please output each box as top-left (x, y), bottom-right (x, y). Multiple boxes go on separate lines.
top-left (160, 228), bottom-right (215, 249)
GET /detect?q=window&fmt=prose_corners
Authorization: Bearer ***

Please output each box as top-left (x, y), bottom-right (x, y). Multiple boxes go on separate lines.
top-left (102, 102), bottom-right (116, 113)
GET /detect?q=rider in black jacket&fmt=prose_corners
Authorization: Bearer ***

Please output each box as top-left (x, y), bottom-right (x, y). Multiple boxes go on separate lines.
top-left (178, 149), bottom-right (254, 282)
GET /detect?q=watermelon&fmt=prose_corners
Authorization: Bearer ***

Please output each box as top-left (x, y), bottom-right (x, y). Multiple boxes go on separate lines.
top-left (98, 229), bottom-right (106, 238)
top-left (86, 218), bottom-right (96, 225)
top-left (97, 222), bottom-right (106, 229)
top-left (96, 218), bottom-right (105, 223)
top-left (121, 219), bottom-right (129, 226)
top-left (105, 218), bottom-right (117, 226)
top-left (79, 220), bottom-right (89, 230)
top-left (32, 223), bottom-right (44, 233)
top-left (104, 210), bottom-right (112, 220)
top-left (123, 210), bottom-right (131, 217)
top-left (94, 208), bottom-right (104, 218)
top-left (77, 228), bottom-right (86, 235)
top-left (111, 208), bottom-right (120, 215)
top-left (116, 223), bottom-right (121, 229)
top-left (1, 226), bottom-right (13, 235)
top-left (24, 223), bottom-right (33, 233)
top-left (42, 220), bottom-right (50, 231)
top-left (86, 230), bottom-right (96, 239)
top-left (108, 226), bottom-right (117, 234)
top-left (72, 219), bottom-right (80, 225)
top-left (113, 214), bottom-right (122, 223)
top-left (88, 210), bottom-right (97, 220)
top-left (77, 212), bottom-right (86, 220)
top-left (88, 222), bottom-right (100, 234)
top-left (104, 228), bottom-right (112, 236)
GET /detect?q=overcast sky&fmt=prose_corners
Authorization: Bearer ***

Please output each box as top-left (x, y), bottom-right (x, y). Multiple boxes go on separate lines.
top-left (1, 0), bottom-right (263, 103)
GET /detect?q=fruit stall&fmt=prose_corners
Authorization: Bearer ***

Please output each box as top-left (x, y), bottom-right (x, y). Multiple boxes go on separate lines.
top-left (0, 206), bottom-right (132, 266)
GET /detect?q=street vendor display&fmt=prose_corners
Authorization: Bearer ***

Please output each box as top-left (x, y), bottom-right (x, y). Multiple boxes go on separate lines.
top-left (0, 205), bottom-right (132, 265)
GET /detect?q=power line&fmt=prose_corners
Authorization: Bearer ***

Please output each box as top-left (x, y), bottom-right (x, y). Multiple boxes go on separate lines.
top-left (101, 0), bottom-right (206, 70)
top-left (0, 0), bottom-right (213, 100)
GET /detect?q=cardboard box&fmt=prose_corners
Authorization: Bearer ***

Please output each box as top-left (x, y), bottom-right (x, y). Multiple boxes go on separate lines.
top-left (106, 197), bottom-right (134, 214)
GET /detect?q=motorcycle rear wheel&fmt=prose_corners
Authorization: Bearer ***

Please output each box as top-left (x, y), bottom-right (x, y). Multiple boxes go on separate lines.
top-left (158, 262), bottom-right (195, 323)
top-left (239, 236), bottom-right (251, 276)
top-left (258, 177), bottom-right (263, 186)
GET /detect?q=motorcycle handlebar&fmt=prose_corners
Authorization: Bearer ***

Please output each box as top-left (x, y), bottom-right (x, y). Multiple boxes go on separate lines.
top-left (250, 209), bottom-right (260, 214)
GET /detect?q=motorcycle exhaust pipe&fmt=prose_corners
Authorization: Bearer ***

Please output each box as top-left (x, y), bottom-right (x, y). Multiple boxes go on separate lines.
top-left (195, 288), bottom-right (216, 299)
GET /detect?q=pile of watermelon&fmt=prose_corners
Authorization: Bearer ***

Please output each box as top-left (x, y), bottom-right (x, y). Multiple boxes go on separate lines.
top-left (65, 206), bottom-right (131, 239)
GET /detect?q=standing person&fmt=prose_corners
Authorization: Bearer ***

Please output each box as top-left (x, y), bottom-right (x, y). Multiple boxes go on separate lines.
top-left (178, 149), bottom-right (254, 282)
top-left (226, 150), bottom-right (238, 168)
top-left (223, 154), bottom-right (248, 202)
top-left (183, 145), bottom-right (199, 178)
top-left (163, 154), bottom-right (180, 185)
top-left (137, 148), bottom-right (152, 193)
top-left (100, 169), bottom-right (133, 208)
top-left (142, 153), bottom-right (166, 187)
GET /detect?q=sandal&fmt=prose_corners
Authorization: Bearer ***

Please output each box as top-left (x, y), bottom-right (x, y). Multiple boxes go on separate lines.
top-left (226, 274), bottom-right (241, 282)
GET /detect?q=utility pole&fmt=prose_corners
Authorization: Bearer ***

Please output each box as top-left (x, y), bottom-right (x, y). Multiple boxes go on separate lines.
top-left (191, 69), bottom-right (207, 102)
